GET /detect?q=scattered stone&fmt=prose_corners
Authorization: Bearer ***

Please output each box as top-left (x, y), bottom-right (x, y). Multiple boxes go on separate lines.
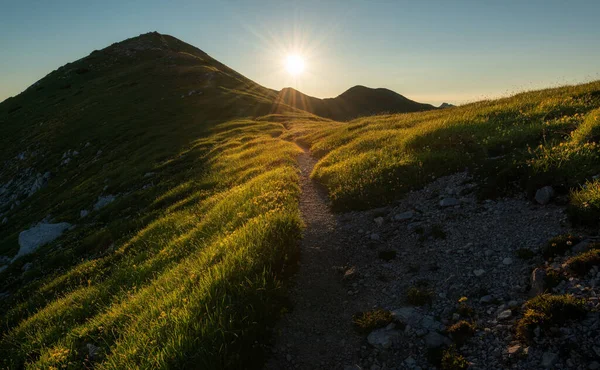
top-left (144, 172), bottom-right (155, 178)
top-left (439, 198), bottom-right (459, 207)
top-left (370, 233), bottom-right (380, 241)
top-left (506, 344), bottom-right (524, 358)
top-left (80, 209), bottom-right (89, 218)
top-left (367, 326), bottom-right (399, 349)
top-left (21, 262), bottom-right (33, 272)
top-left (480, 295), bottom-right (493, 304)
top-left (541, 351), bottom-right (558, 368)
top-left (535, 186), bottom-right (554, 205)
top-left (1, 217), bottom-right (7, 224)
top-left (530, 268), bottom-right (547, 296)
top-left (87, 343), bottom-right (99, 360)
top-left (94, 195), bottom-right (116, 211)
top-left (394, 211), bottom-right (414, 221)
top-left (502, 257), bottom-right (513, 265)
top-left (497, 309), bottom-right (512, 320)
top-left (15, 222), bottom-right (72, 260)
top-left (374, 217), bottom-right (384, 227)
top-left (473, 269), bottom-right (486, 277)
top-left (424, 331), bottom-right (450, 348)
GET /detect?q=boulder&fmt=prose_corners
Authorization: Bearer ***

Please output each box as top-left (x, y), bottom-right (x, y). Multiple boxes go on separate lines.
top-left (530, 268), bottom-right (547, 296)
top-left (439, 198), bottom-right (459, 207)
top-left (541, 352), bottom-right (558, 368)
top-left (367, 325), bottom-right (400, 349)
top-left (535, 186), bottom-right (554, 205)
top-left (15, 222), bottom-right (72, 260)
top-left (424, 331), bottom-right (451, 348)
top-left (394, 211), bottom-right (414, 221)
top-left (94, 195), bottom-right (116, 210)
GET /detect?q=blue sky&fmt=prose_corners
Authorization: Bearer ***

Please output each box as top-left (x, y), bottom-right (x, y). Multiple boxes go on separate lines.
top-left (1, 0), bottom-right (599, 105)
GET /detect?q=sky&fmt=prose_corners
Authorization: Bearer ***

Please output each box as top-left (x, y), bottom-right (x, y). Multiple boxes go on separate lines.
top-left (1, 0), bottom-right (600, 106)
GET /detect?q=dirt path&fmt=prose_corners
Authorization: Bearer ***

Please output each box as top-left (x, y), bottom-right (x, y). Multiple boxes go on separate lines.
top-left (265, 147), bottom-right (362, 370)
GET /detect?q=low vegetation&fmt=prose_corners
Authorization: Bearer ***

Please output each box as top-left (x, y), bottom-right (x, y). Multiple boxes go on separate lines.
top-left (541, 234), bottom-right (581, 259)
top-left (284, 82), bottom-right (600, 210)
top-left (441, 347), bottom-right (469, 370)
top-left (406, 283), bottom-right (433, 306)
top-left (566, 248), bottom-right (600, 276)
top-left (352, 309), bottom-right (394, 334)
top-left (447, 321), bottom-right (476, 347)
top-left (516, 294), bottom-right (587, 341)
top-left (568, 180), bottom-right (600, 227)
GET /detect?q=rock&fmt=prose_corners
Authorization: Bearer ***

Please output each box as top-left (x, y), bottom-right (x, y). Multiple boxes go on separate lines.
top-left (1, 217), bottom-right (7, 224)
top-left (94, 195), bottom-right (116, 211)
top-left (374, 217), bottom-right (384, 227)
top-left (144, 172), bottom-right (155, 178)
top-left (15, 222), bottom-right (72, 260)
top-left (392, 307), bottom-right (422, 327)
top-left (541, 351), bottom-right (558, 368)
top-left (424, 331), bottom-right (450, 349)
top-left (0, 265), bottom-right (7, 273)
top-left (87, 343), bottom-right (99, 360)
top-left (507, 344), bottom-right (523, 357)
top-left (28, 174), bottom-right (49, 196)
top-left (473, 269), bottom-right (486, 277)
top-left (535, 186), bottom-right (554, 205)
top-left (420, 315), bottom-right (444, 331)
top-left (480, 295), bottom-right (493, 304)
top-left (370, 233), bottom-right (380, 241)
top-left (439, 198), bottom-right (459, 207)
top-left (502, 257), bottom-right (513, 265)
top-left (21, 262), bottom-right (32, 272)
top-left (589, 361), bottom-right (600, 370)
top-left (343, 267), bottom-right (358, 282)
top-left (80, 210), bottom-right (89, 218)
top-left (497, 309), bottom-right (512, 320)
top-left (530, 268), bottom-right (547, 296)
top-left (367, 327), bottom-right (399, 349)
top-left (404, 357), bottom-right (416, 366)
top-left (394, 211), bottom-right (414, 221)
top-left (573, 239), bottom-right (595, 254)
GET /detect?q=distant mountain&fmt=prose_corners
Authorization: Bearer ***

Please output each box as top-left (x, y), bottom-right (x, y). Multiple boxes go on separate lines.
top-left (439, 102), bottom-right (455, 109)
top-left (275, 85), bottom-right (435, 121)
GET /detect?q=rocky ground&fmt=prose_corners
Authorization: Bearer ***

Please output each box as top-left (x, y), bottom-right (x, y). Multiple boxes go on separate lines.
top-left (267, 152), bottom-right (600, 370)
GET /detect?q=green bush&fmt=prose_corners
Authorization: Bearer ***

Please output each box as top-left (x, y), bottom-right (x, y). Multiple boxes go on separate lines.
top-left (566, 248), bottom-right (600, 276)
top-left (441, 347), bottom-right (469, 370)
top-left (568, 181), bottom-right (600, 227)
top-left (352, 309), bottom-right (393, 334)
top-left (516, 294), bottom-right (587, 341)
top-left (447, 321), bottom-right (476, 346)
top-left (541, 234), bottom-right (582, 258)
top-left (406, 285), bottom-right (433, 306)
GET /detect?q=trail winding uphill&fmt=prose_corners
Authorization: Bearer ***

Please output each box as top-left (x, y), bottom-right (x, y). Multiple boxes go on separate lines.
top-left (266, 147), bottom-right (363, 369)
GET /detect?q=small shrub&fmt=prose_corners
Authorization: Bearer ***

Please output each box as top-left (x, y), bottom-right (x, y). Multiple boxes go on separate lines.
top-left (516, 248), bottom-right (536, 260)
top-left (456, 297), bottom-right (474, 318)
top-left (568, 181), bottom-right (600, 227)
top-left (378, 249), bottom-right (397, 261)
top-left (516, 294), bottom-right (587, 341)
top-left (406, 285), bottom-right (433, 306)
top-left (541, 234), bottom-right (581, 259)
top-left (352, 309), bottom-right (393, 334)
top-left (447, 321), bottom-right (476, 346)
top-left (565, 249), bottom-right (600, 276)
top-left (441, 347), bottom-right (469, 370)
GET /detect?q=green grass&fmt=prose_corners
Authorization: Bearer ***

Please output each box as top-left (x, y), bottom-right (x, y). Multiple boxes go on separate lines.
top-left (352, 309), bottom-right (394, 334)
top-left (565, 247), bottom-right (600, 276)
top-left (541, 234), bottom-right (581, 258)
top-left (516, 294), bottom-right (587, 341)
top-left (568, 180), bottom-right (600, 227)
top-left (285, 81), bottom-right (600, 210)
top-left (2, 31), bottom-right (600, 369)
top-left (0, 33), bottom-right (316, 369)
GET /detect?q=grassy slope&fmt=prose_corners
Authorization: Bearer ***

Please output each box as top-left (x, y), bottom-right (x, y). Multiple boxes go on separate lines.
top-left (285, 81), bottom-right (600, 211)
top-left (0, 33), bottom-right (320, 368)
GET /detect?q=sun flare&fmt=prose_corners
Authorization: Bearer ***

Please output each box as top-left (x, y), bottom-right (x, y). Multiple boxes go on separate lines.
top-left (285, 54), bottom-right (305, 76)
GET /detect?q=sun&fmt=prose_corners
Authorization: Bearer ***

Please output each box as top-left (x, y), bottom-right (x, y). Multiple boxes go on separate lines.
top-left (285, 54), bottom-right (305, 76)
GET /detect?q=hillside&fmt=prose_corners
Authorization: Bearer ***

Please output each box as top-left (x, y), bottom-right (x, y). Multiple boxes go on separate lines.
top-left (1, 31), bottom-right (600, 370)
top-left (275, 85), bottom-right (435, 121)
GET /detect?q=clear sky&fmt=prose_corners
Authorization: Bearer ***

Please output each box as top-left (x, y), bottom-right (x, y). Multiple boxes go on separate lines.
top-left (2, 0), bottom-right (600, 105)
